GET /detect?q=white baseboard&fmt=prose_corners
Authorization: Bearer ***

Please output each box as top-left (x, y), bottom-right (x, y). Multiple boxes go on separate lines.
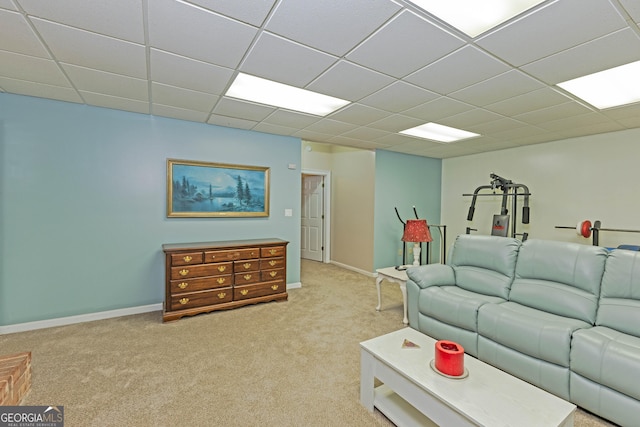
top-left (0, 303), bottom-right (163, 335)
top-left (287, 282), bottom-right (302, 290)
top-left (329, 260), bottom-right (376, 277)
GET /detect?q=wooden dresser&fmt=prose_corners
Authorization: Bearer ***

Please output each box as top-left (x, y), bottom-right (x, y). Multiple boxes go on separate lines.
top-left (162, 238), bottom-right (288, 322)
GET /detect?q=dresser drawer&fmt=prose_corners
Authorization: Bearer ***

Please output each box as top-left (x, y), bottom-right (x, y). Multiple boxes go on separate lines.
top-left (260, 258), bottom-right (285, 270)
top-left (170, 288), bottom-right (233, 310)
top-left (170, 262), bottom-right (233, 280)
top-left (261, 268), bottom-right (285, 281)
top-left (170, 251), bottom-right (203, 266)
top-left (204, 247), bottom-right (260, 263)
top-left (170, 275), bottom-right (232, 294)
top-left (234, 271), bottom-right (261, 285)
top-left (261, 246), bottom-right (285, 258)
top-left (234, 281), bottom-right (285, 300)
top-left (234, 259), bottom-right (260, 272)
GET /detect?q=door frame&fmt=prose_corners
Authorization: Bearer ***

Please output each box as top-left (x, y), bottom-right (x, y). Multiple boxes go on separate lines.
top-left (301, 169), bottom-right (331, 263)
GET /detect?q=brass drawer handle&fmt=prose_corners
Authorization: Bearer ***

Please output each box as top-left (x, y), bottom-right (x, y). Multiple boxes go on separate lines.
top-left (218, 266), bottom-right (226, 272)
top-left (269, 249), bottom-right (277, 255)
top-left (179, 269), bottom-right (189, 276)
top-left (269, 271), bottom-right (277, 277)
top-left (179, 297), bottom-right (189, 305)
top-left (218, 292), bottom-right (226, 299)
top-left (240, 289), bottom-right (249, 296)
top-left (217, 278), bottom-right (226, 284)
top-left (271, 284), bottom-right (279, 291)
top-left (244, 274), bottom-right (252, 280)
top-left (178, 282), bottom-right (188, 290)
top-left (243, 263), bottom-right (252, 269)
top-left (269, 260), bottom-right (277, 266)
top-left (183, 255), bottom-right (192, 262)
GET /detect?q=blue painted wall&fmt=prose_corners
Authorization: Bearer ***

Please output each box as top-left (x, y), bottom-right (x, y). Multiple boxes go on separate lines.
top-left (0, 94), bottom-right (301, 325)
top-left (373, 150), bottom-right (442, 269)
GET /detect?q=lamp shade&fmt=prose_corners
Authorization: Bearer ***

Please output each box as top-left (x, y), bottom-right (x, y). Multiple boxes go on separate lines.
top-left (402, 219), bottom-right (433, 243)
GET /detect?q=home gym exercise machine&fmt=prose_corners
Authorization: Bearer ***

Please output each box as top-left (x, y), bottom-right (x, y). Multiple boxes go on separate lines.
top-left (464, 173), bottom-right (531, 240)
top-left (555, 220), bottom-right (640, 249)
top-left (395, 206), bottom-right (447, 265)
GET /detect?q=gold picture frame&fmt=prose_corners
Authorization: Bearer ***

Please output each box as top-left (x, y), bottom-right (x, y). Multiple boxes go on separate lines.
top-left (167, 159), bottom-right (270, 217)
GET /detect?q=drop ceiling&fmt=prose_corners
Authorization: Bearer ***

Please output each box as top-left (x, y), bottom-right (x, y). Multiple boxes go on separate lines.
top-left (1, 0), bottom-right (640, 158)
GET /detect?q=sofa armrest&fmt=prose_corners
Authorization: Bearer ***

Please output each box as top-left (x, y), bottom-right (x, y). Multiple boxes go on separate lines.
top-left (406, 264), bottom-right (455, 289)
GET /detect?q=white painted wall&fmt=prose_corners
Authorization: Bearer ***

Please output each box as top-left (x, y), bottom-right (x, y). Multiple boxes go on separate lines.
top-left (442, 128), bottom-right (640, 250)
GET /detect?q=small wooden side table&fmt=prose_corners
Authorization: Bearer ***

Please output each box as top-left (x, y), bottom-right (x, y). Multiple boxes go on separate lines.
top-left (375, 266), bottom-right (409, 325)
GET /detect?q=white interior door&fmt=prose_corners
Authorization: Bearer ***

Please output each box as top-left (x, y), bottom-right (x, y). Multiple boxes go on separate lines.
top-left (301, 174), bottom-right (324, 261)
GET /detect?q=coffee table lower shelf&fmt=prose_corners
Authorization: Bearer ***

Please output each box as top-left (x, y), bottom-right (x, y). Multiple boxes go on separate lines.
top-left (374, 384), bottom-right (437, 427)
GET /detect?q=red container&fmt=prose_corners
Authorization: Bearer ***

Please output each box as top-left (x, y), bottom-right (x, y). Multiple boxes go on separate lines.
top-left (435, 340), bottom-right (464, 376)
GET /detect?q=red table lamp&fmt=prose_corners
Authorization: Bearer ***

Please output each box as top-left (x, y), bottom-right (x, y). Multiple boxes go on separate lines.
top-left (402, 219), bottom-right (433, 266)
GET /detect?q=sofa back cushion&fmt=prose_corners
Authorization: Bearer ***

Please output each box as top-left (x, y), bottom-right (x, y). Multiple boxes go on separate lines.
top-left (597, 249), bottom-right (640, 337)
top-left (511, 239), bottom-right (607, 324)
top-left (450, 234), bottom-right (521, 299)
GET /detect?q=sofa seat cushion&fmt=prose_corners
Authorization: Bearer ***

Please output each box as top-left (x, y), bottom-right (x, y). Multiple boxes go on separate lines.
top-left (419, 285), bottom-right (505, 332)
top-left (571, 326), bottom-right (640, 401)
top-left (478, 301), bottom-right (590, 367)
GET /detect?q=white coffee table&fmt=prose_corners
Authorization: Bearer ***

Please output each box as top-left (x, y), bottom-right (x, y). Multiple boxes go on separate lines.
top-left (360, 327), bottom-right (575, 427)
top-left (375, 267), bottom-right (409, 325)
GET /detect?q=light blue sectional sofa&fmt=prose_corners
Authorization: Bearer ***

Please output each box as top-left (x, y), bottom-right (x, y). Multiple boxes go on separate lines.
top-left (406, 234), bottom-right (640, 426)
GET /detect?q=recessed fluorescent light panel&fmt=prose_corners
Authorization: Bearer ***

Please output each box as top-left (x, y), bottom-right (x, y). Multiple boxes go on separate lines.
top-left (400, 122), bottom-right (479, 143)
top-left (225, 73), bottom-right (349, 116)
top-left (557, 60), bottom-right (640, 109)
top-left (408, 0), bottom-right (546, 37)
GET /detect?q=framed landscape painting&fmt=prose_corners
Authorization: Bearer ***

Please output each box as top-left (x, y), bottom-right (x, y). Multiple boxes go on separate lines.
top-left (167, 159), bottom-right (270, 217)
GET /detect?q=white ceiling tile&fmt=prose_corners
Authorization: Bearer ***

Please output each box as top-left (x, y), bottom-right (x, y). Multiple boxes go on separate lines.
top-left (0, 50), bottom-right (69, 86)
top-left (62, 64), bottom-right (148, 101)
top-left (476, 0), bottom-right (627, 66)
top-left (438, 108), bottom-right (503, 128)
top-left (303, 119), bottom-right (358, 135)
top-left (467, 118), bottom-right (528, 135)
top-left (18, 0), bottom-right (144, 43)
top-left (151, 82), bottom-right (218, 113)
top-left (406, 46), bottom-right (510, 94)
top-left (341, 126), bottom-right (391, 140)
top-left (265, 0), bottom-right (402, 56)
top-left (152, 104), bottom-right (209, 123)
top-left (1, 0), bottom-right (640, 158)
top-left (262, 110), bottom-right (320, 128)
top-left (80, 91), bottom-right (149, 114)
top-left (0, 76), bottom-right (82, 103)
top-left (514, 102), bottom-right (592, 125)
top-left (485, 87), bottom-right (572, 116)
top-left (619, 0), bottom-right (640, 22)
top-left (213, 97), bottom-right (276, 121)
top-left (537, 111), bottom-right (611, 132)
top-left (449, 70), bottom-right (544, 106)
top-left (148, 0), bottom-right (257, 68)
top-left (0, 0), bottom-right (17, 10)
top-left (522, 28), bottom-right (640, 84)
top-left (149, 49), bottom-right (234, 95)
top-left (188, 0), bottom-right (277, 26)
top-left (347, 10), bottom-right (464, 78)
top-left (30, 18), bottom-right (146, 78)
top-left (208, 114), bottom-right (257, 130)
top-left (0, 9), bottom-right (49, 57)
top-left (328, 103), bottom-right (389, 126)
top-left (359, 81), bottom-right (439, 113)
top-left (253, 121), bottom-right (298, 136)
top-left (307, 60), bottom-right (394, 101)
top-left (403, 97), bottom-right (474, 121)
top-left (240, 32), bottom-right (337, 87)
top-left (368, 114), bottom-right (424, 132)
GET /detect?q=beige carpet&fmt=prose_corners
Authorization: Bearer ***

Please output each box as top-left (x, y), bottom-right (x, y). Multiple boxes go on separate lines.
top-left (1, 260), bottom-right (615, 426)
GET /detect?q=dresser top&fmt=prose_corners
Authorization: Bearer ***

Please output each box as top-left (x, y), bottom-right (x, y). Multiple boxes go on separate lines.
top-left (162, 238), bottom-right (288, 253)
